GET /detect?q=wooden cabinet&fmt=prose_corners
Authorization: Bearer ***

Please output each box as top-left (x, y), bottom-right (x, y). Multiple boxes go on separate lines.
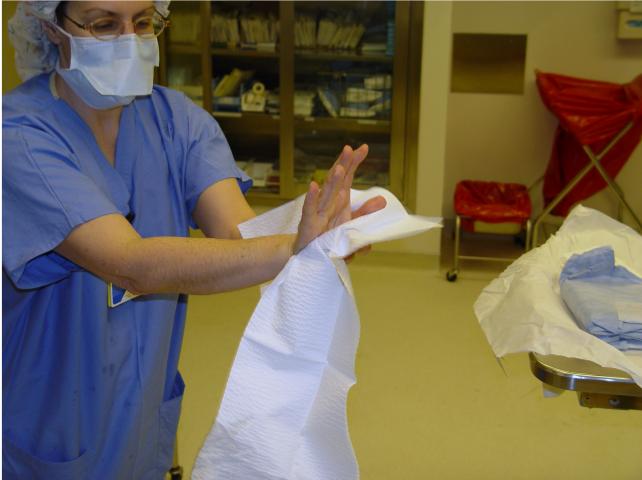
top-left (159, 1), bottom-right (423, 206)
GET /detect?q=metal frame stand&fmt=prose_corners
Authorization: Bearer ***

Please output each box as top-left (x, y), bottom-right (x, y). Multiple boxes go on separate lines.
top-left (532, 121), bottom-right (642, 248)
top-left (446, 215), bottom-right (532, 282)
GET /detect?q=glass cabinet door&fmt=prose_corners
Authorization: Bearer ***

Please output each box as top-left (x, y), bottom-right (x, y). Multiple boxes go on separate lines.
top-left (159, 1), bottom-right (415, 202)
top-left (209, 1), bottom-right (282, 196)
top-left (162, 1), bottom-right (204, 107)
top-left (292, 1), bottom-right (396, 195)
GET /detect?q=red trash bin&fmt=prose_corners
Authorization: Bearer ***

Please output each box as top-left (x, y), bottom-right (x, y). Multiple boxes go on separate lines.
top-left (454, 180), bottom-right (532, 232)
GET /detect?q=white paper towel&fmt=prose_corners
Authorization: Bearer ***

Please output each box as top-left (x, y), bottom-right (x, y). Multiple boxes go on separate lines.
top-left (192, 187), bottom-right (441, 480)
top-left (474, 205), bottom-right (642, 388)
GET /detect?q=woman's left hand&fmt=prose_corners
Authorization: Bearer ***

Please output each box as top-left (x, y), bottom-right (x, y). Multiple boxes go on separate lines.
top-left (293, 144), bottom-right (386, 256)
top-left (329, 144), bottom-right (387, 228)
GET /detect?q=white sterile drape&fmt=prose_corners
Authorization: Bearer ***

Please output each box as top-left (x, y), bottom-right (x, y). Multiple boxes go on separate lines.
top-left (475, 205), bottom-right (642, 388)
top-left (192, 187), bottom-right (441, 480)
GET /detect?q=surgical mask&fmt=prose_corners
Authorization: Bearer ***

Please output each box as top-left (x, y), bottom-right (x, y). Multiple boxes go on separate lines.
top-left (54, 26), bottom-right (159, 109)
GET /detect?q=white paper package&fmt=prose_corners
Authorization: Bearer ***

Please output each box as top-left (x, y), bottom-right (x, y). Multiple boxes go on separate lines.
top-left (192, 187), bottom-right (442, 480)
top-left (474, 205), bottom-right (642, 388)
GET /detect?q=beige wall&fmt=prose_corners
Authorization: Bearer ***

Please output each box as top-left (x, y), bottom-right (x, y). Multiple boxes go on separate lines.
top-left (413, 1), bottom-right (453, 254)
top-left (375, 1), bottom-right (453, 256)
top-left (441, 1), bottom-right (642, 230)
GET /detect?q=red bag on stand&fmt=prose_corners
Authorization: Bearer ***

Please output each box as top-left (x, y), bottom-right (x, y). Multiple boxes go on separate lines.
top-left (536, 71), bottom-right (642, 217)
top-left (454, 180), bottom-right (531, 232)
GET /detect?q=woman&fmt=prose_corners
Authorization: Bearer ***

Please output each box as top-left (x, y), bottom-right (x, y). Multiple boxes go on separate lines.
top-left (2, 2), bottom-right (384, 478)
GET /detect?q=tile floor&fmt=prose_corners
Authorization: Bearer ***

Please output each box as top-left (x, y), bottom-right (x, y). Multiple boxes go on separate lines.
top-left (175, 235), bottom-right (642, 479)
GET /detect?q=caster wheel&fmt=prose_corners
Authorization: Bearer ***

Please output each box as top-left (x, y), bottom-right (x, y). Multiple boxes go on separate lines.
top-left (446, 270), bottom-right (458, 282)
top-left (514, 234), bottom-right (525, 247)
top-left (169, 466), bottom-right (183, 480)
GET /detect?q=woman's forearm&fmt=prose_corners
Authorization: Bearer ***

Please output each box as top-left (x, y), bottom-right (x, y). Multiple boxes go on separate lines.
top-left (121, 234), bottom-right (295, 295)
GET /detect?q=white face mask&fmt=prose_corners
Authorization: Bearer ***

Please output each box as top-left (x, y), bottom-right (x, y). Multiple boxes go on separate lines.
top-left (54, 25), bottom-right (159, 108)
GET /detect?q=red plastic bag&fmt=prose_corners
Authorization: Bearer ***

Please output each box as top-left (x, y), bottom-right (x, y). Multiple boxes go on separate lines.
top-left (454, 180), bottom-right (532, 225)
top-left (536, 71), bottom-right (642, 217)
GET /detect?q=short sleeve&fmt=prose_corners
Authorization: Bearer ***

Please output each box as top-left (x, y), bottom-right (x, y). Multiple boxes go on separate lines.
top-left (2, 126), bottom-right (120, 289)
top-left (181, 97), bottom-right (252, 226)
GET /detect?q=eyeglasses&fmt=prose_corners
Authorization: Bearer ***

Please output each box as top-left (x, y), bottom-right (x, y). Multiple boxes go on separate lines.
top-left (62, 9), bottom-right (170, 41)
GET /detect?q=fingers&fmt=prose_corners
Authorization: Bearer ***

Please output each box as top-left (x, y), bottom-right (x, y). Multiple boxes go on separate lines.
top-left (317, 164), bottom-right (345, 218)
top-left (351, 195), bottom-right (387, 220)
top-left (329, 144), bottom-right (368, 188)
top-left (301, 180), bottom-right (320, 219)
top-left (332, 145), bottom-right (353, 173)
top-left (328, 143), bottom-right (369, 223)
top-left (328, 188), bottom-right (349, 229)
top-left (296, 143), bottom-right (373, 254)
top-left (346, 144), bottom-right (368, 183)
top-left (335, 144), bottom-right (369, 191)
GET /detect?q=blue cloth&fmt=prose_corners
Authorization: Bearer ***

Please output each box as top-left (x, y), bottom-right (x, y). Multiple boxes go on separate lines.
top-left (560, 246), bottom-right (642, 351)
top-left (3, 73), bottom-right (252, 479)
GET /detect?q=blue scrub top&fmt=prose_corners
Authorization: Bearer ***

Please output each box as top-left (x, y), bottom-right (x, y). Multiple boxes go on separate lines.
top-left (2, 74), bottom-right (252, 479)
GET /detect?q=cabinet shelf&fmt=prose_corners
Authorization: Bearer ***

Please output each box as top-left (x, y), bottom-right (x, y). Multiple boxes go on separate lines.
top-left (295, 116), bottom-right (390, 134)
top-left (294, 181), bottom-right (385, 196)
top-left (170, 45), bottom-right (281, 59)
top-left (245, 190), bottom-right (286, 206)
top-left (168, 43), bottom-right (201, 55)
top-left (295, 50), bottom-right (393, 63)
top-left (213, 112), bottom-right (280, 135)
top-left (211, 47), bottom-right (280, 59)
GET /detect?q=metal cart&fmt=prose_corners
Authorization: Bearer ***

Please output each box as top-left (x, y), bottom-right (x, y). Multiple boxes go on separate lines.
top-left (529, 353), bottom-right (642, 410)
top-left (446, 180), bottom-right (533, 282)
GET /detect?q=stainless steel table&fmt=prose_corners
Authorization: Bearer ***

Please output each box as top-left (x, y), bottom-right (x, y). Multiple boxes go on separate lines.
top-left (529, 353), bottom-right (642, 410)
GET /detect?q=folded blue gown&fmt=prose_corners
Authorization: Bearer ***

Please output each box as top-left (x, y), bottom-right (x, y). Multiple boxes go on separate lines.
top-left (560, 246), bottom-right (642, 351)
